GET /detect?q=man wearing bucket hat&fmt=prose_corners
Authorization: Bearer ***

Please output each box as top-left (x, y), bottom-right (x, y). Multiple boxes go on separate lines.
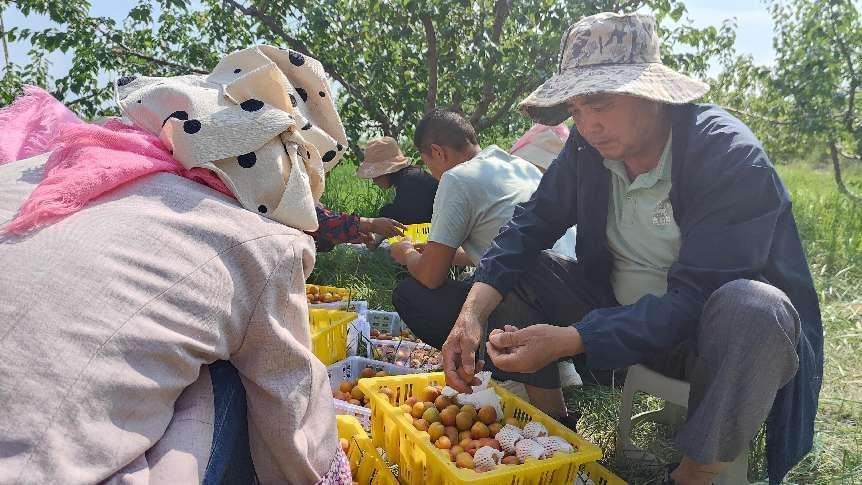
top-left (442, 12), bottom-right (822, 485)
top-left (357, 136), bottom-right (438, 226)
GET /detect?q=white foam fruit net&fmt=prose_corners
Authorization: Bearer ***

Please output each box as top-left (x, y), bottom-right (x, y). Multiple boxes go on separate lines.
top-left (535, 436), bottom-right (574, 456)
top-left (522, 420), bottom-right (549, 439)
top-left (515, 438), bottom-right (545, 463)
top-left (473, 446), bottom-right (504, 472)
top-left (496, 424), bottom-right (523, 454)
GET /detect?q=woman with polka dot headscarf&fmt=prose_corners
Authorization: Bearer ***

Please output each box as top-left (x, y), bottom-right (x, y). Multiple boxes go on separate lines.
top-left (0, 46), bottom-right (359, 483)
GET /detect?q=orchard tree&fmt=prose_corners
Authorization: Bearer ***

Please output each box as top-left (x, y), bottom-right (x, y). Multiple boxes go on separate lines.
top-left (1, 0), bottom-right (733, 157)
top-left (709, 0), bottom-right (861, 201)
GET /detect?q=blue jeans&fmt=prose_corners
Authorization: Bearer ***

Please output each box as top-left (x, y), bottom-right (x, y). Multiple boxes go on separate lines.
top-left (202, 360), bottom-right (256, 485)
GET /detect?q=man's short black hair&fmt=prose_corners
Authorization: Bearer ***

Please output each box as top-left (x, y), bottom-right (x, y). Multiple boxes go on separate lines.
top-left (413, 109), bottom-right (479, 154)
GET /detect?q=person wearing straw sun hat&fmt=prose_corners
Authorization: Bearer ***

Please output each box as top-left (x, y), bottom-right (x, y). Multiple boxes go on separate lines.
top-left (442, 11), bottom-right (822, 485)
top-left (357, 136), bottom-right (438, 226)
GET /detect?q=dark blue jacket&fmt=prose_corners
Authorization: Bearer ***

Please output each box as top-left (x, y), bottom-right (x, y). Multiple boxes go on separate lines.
top-left (475, 104), bottom-right (823, 483)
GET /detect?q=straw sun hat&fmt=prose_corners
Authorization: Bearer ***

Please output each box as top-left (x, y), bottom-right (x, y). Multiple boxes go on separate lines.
top-left (518, 12), bottom-right (709, 126)
top-left (356, 136), bottom-right (412, 179)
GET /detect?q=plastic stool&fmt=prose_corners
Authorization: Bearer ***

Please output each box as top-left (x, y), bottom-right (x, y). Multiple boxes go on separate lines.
top-left (616, 364), bottom-right (749, 485)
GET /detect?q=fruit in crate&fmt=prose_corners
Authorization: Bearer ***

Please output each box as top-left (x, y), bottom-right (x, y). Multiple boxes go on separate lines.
top-left (331, 367), bottom-right (392, 408)
top-left (372, 343), bottom-right (441, 369)
top-left (306, 284), bottom-right (350, 304)
top-left (400, 392), bottom-right (576, 472)
top-left (369, 327), bottom-right (419, 342)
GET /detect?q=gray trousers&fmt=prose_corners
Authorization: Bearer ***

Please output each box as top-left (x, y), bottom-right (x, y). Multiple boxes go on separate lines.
top-left (492, 252), bottom-right (801, 464)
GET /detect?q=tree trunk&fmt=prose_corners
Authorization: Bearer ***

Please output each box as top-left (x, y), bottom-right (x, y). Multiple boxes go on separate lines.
top-left (828, 138), bottom-right (862, 202)
top-left (1, 11), bottom-right (10, 71)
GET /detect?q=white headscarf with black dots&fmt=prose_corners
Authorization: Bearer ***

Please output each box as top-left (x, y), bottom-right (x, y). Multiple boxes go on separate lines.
top-left (114, 45), bottom-right (348, 231)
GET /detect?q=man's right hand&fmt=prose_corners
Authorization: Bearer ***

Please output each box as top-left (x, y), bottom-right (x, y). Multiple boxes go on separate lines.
top-left (442, 311), bottom-right (485, 392)
top-left (442, 282), bottom-right (504, 392)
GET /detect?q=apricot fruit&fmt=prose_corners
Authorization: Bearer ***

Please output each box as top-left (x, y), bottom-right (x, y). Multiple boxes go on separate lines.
top-left (477, 406), bottom-right (497, 425)
top-left (455, 452), bottom-right (475, 469)
top-left (434, 395), bottom-right (452, 411)
top-left (419, 386), bottom-right (440, 403)
top-left (427, 422), bottom-right (445, 442)
top-left (435, 436), bottom-right (452, 449)
top-left (501, 455), bottom-right (520, 465)
top-left (440, 408), bottom-right (457, 427)
top-left (411, 402), bottom-right (426, 419)
top-left (422, 406), bottom-right (441, 424)
top-left (455, 412), bottom-right (473, 431)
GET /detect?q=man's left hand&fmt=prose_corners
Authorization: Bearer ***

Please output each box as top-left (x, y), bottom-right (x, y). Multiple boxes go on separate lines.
top-left (389, 239), bottom-right (415, 265)
top-left (486, 324), bottom-right (583, 374)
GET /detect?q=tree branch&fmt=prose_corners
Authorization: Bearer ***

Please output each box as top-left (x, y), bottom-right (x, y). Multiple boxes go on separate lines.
top-left (829, 137), bottom-right (862, 202)
top-left (469, 0), bottom-right (512, 127)
top-left (420, 13), bottom-right (438, 113)
top-left (479, 89), bottom-right (522, 130)
top-left (95, 23), bottom-right (208, 74)
top-left (723, 106), bottom-right (796, 126)
top-left (110, 46), bottom-right (208, 74)
top-left (838, 147), bottom-right (861, 161)
top-left (450, 91), bottom-right (464, 114)
top-left (1, 11), bottom-right (10, 71)
top-left (828, 10), bottom-right (858, 134)
top-left (65, 88), bottom-right (108, 107)
top-left (222, 0), bottom-right (397, 135)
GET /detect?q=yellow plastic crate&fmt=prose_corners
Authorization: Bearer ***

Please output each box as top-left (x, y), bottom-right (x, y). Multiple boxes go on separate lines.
top-left (386, 223), bottom-right (432, 245)
top-left (358, 372), bottom-right (603, 485)
top-left (337, 415), bottom-right (399, 485)
top-left (577, 462), bottom-right (627, 485)
top-left (309, 309), bottom-right (356, 365)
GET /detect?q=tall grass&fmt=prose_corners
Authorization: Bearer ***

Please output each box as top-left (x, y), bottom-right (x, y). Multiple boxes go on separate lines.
top-left (320, 163), bottom-right (393, 217)
top-left (777, 164), bottom-right (862, 484)
top-left (314, 160), bottom-right (861, 484)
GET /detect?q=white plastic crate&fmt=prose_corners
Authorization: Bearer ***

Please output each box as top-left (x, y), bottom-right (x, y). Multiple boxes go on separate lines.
top-left (366, 309), bottom-right (403, 335)
top-left (328, 356), bottom-right (420, 429)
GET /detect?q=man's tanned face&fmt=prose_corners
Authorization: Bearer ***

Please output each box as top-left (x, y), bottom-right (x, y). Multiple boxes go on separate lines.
top-left (565, 94), bottom-right (665, 162)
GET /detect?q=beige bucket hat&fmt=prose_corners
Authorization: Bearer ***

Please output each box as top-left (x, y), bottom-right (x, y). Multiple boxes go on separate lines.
top-left (356, 136), bottom-right (411, 179)
top-left (115, 45), bottom-right (348, 232)
top-left (519, 12), bottom-right (709, 126)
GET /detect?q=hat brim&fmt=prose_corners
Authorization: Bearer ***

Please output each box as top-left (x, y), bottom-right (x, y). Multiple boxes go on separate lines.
top-left (356, 155), bottom-right (411, 179)
top-left (518, 63), bottom-right (709, 126)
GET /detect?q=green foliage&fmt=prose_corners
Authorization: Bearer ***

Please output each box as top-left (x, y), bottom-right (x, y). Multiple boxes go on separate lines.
top-left (2, 0), bottom-right (731, 147)
top-left (707, 0), bottom-right (862, 200)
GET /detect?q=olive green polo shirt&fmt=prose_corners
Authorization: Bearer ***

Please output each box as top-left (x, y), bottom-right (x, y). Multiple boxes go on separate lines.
top-left (604, 131), bottom-right (681, 306)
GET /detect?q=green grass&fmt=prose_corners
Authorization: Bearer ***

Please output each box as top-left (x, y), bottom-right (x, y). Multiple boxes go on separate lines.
top-left (314, 160), bottom-right (862, 484)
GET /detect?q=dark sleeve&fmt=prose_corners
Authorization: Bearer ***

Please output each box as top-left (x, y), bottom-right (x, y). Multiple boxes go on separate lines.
top-left (308, 205), bottom-right (362, 253)
top-left (473, 132), bottom-right (580, 296)
top-left (576, 143), bottom-right (790, 369)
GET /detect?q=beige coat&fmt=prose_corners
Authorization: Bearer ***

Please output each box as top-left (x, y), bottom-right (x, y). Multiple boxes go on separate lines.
top-left (0, 154), bottom-right (337, 484)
